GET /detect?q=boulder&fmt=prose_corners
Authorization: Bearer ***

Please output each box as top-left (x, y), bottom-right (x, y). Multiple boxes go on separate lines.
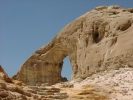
top-left (7, 84), bottom-right (17, 92)
top-left (13, 6), bottom-right (133, 85)
top-left (0, 90), bottom-right (9, 98)
top-left (0, 82), bottom-right (7, 90)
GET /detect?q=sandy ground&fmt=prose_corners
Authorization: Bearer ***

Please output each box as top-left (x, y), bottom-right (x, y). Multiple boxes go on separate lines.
top-left (55, 68), bottom-right (133, 100)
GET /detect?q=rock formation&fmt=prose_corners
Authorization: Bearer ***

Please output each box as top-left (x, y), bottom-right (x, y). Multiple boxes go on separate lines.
top-left (0, 65), bottom-right (69, 100)
top-left (56, 67), bottom-right (133, 100)
top-left (0, 65), bottom-right (37, 99)
top-left (1, 66), bottom-right (133, 99)
top-left (13, 5), bottom-right (133, 85)
top-left (0, 65), bottom-right (12, 83)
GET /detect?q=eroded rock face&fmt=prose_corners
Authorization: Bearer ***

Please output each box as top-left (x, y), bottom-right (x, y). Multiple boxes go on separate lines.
top-left (0, 65), bottom-right (69, 100)
top-left (13, 6), bottom-right (133, 85)
top-left (0, 65), bottom-right (12, 83)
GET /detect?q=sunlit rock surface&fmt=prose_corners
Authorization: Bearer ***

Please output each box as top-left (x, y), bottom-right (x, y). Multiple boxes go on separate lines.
top-left (13, 5), bottom-right (133, 85)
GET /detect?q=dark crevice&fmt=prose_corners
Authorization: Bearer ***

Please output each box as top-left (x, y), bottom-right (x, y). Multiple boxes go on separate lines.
top-left (113, 12), bottom-right (116, 14)
top-left (44, 62), bottom-right (49, 66)
top-left (93, 32), bottom-right (99, 43)
top-left (85, 38), bottom-right (88, 47)
top-left (127, 9), bottom-right (133, 13)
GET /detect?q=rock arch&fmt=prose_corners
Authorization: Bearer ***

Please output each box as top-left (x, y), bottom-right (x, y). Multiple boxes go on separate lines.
top-left (13, 6), bottom-right (133, 85)
top-left (13, 37), bottom-right (78, 85)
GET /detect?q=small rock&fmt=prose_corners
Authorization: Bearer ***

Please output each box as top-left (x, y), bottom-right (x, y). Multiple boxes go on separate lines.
top-left (0, 90), bottom-right (9, 98)
top-left (7, 84), bottom-right (17, 92)
top-left (0, 82), bottom-right (7, 90)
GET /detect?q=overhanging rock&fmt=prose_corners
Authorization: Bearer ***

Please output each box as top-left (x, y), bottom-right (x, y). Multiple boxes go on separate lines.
top-left (13, 6), bottom-right (133, 85)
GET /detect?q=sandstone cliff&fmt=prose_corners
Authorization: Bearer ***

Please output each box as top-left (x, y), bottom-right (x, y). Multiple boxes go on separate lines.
top-left (13, 5), bottom-right (133, 85)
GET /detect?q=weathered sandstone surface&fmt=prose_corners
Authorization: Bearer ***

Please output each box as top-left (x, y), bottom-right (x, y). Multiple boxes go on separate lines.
top-left (0, 65), bottom-right (37, 100)
top-left (55, 67), bottom-right (133, 100)
top-left (1, 65), bottom-right (133, 100)
top-left (0, 65), bottom-right (69, 100)
top-left (13, 5), bottom-right (133, 85)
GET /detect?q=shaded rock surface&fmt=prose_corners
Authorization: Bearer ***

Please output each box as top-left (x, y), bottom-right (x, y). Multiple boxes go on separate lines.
top-left (13, 5), bottom-right (133, 86)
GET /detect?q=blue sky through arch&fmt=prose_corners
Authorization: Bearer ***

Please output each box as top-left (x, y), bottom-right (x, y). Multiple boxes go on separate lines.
top-left (62, 56), bottom-right (72, 81)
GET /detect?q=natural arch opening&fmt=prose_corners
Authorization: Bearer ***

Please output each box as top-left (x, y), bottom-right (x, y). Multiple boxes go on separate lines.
top-left (61, 56), bottom-right (72, 81)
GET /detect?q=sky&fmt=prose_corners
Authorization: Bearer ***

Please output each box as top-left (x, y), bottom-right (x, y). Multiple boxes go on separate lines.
top-left (0, 0), bottom-right (133, 80)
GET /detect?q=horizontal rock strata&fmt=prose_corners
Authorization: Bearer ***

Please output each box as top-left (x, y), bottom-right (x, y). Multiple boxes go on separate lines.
top-left (29, 85), bottom-right (69, 99)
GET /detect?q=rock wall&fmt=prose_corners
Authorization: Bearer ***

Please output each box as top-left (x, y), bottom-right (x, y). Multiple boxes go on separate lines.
top-left (13, 6), bottom-right (133, 85)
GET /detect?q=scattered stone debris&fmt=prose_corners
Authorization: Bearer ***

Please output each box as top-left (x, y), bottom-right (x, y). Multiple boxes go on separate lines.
top-left (29, 84), bottom-right (69, 100)
top-left (71, 68), bottom-right (133, 100)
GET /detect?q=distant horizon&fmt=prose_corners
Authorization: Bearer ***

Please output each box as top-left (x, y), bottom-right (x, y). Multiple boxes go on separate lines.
top-left (0, 0), bottom-right (133, 80)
